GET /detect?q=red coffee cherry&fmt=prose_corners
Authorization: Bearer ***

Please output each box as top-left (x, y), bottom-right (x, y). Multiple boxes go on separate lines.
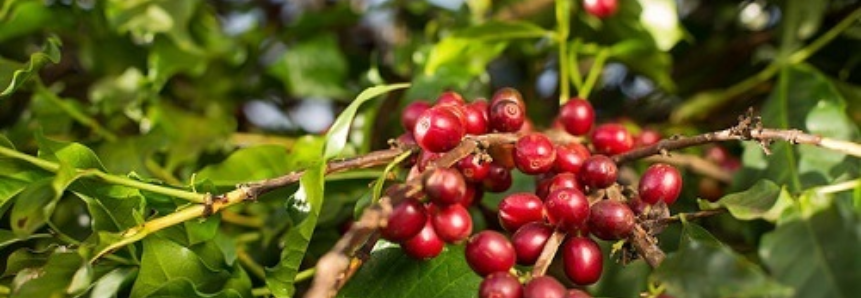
top-left (437, 91), bottom-right (466, 106)
top-left (479, 272), bottom-right (523, 298)
top-left (590, 123), bottom-right (634, 156)
top-left (545, 173), bottom-right (582, 196)
top-left (562, 236), bottom-right (603, 285)
top-left (544, 188), bottom-right (590, 232)
top-left (491, 87), bottom-right (526, 110)
top-left (639, 163), bottom-right (683, 205)
top-left (583, 0), bottom-right (618, 18)
top-left (523, 276), bottom-right (566, 298)
top-left (514, 133), bottom-right (557, 175)
top-left (381, 197), bottom-right (427, 242)
top-left (431, 204), bottom-right (473, 243)
top-left (558, 98), bottom-right (594, 136)
top-left (401, 217), bottom-right (444, 260)
top-left (554, 143), bottom-right (591, 174)
top-left (498, 193), bottom-right (545, 232)
top-left (401, 101), bottom-right (431, 132)
top-left (588, 200), bottom-right (635, 240)
top-left (483, 163), bottom-right (513, 193)
top-left (465, 231), bottom-right (516, 276)
top-left (489, 100), bottom-right (525, 133)
top-left (423, 167), bottom-right (467, 206)
top-left (511, 222), bottom-right (554, 266)
top-left (636, 128), bottom-right (662, 147)
top-left (457, 154), bottom-right (491, 183)
top-left (414, 106), bottom-right (466, 153)
top-left (459, 184), bottom-right (478, 207)
top-left (566, 289), bottom-right (592, 298)
top-left (578, 155), bottom-right (618, 189)
top-left (464, 100), bottom-right (490, 135)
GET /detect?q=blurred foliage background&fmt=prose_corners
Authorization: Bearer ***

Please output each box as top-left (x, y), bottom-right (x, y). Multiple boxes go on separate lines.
top-left (1, 0), bottom-right (860, 297)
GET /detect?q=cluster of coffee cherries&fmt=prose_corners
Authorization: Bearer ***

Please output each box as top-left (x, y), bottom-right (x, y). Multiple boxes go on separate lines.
top-left (381, 88), bottom-right (683, 298)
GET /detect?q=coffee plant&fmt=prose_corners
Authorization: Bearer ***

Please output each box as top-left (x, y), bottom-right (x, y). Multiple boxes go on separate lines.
top-left (0, 0), bottom-right (860, 298)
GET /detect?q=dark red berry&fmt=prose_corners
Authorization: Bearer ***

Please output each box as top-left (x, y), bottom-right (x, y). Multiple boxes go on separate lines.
top-left (437, 91), bottom-right (466, 106)
top-left (459, 184), bottom-right (478, 207)
top-left (491, 87), bottom-right (526, 110)
top-left (424, 168), bottom-right (467, 206)
top-left (554, 143), bottom-right (591, 174)
top-left (566, 289), bottom-right (592, 298)
top-left (489, 100), bottom-right (525, 132)
top-left (465, 231), bottom-right (516, 276)
top-left (583, 0), bottom-right (618, 18)
top-left (545, 173), bottom-right (582, 197)
top-left (381, 198), bottom-right (427, 242)
top-left (464, 100), bottom-right (490, 135)
top-left (498, 193), bottom-right (544, 232)
top-left (514, 133), bottom-right (557, 175)
top-left (588, 200), bottom-right (635, 240)
top-left (558, 98), bottom-right (594, 136)
top-left (639, 163), bottom-right (682, 205)
top-left (414, 106), bottom-right (466, 153)
top-left (627, 195), bottom-right (648, 215)
top-left (519, 118), bottom-right (535, 133)
top-left (401, 101), bottom-right (431, 132)
top-left (479, 272), bottom-right (523, 298)
top-left (431, 204), bottom-right (473, 243)
top-left (636, 128), bottom-right (661, 147)
top-left (578, 155), bottom-right (618, 189)
top-left (562, 236), bottom-right (603, 285)
top-left (544, 188), bottom-right (590, 232)
top-left (401, 217), bottom-right (444, 260)
top-left (457, 154), bottom-right (491, 183)
top-left (590, 124), bottom-right (634, 156)
top-left (511, 222), bottom-right (554, 265)
top-left (483, 163), bottom-right (513, 193)
top-left (523, 276), bottom-right (566, 298)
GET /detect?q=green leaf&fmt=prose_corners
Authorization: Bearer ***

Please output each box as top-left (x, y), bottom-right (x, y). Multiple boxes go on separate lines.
top-left (450, 20), bottom-right (551, 40)
top-left (635, 0), bottom-right (684, 51)
top-left (89, 267), bottom-right (139, 298)
top-left (653, 223), bottom-right (793, 298)
top-left (268, 34), bottom-right (351, 99)
top-left (337, 242), bottom-right (482, 298)
top-left (698, 180), bottom-right (795, 222)
top-left (324, 83), bottom-right (410, 158)
top-left (0, 229), bottom-right (50, 249)
top-left (424, 38), bottom-right (508, 77)
top-left (776, 0), bottom-right (827, 59)
top-left (35, 132), bottom-right (106, 171)
top-left (196, 145), bottom-right (293, 186)
top-left (265, 163), bottom-right (324, 298)
top-left (759, 203), bottom-right (861, 298)
top-left (0, 35), bottom-right (61, 98)
top-left (73, 184), bottom-right (146, 232)
top-left (11, 251), bottom-right (87, 298)
top-left (129, 236), bottom-right (251, 298)
top-left (10, 163), bottom-right (85, 236)
top-left (735, 65), bottom-right (860, 192)
top-left (3, 247), bottom-right (50, 278)
top-left (105, 0), bottom-right (202, 53)
top-left (147, 102), bottom-right (235, 172)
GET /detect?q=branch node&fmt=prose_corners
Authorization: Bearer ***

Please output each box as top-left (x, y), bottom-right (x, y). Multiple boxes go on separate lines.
top-left (202, 194), bottom-right (216, 218)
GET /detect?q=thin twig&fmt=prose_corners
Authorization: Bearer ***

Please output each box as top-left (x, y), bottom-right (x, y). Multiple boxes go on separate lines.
top-left (531, 229), bottom-right (567, 277)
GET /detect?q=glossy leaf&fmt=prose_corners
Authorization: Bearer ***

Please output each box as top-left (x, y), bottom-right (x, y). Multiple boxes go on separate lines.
top-left (735, 65), bottom-right (860, 193)
top-left (89, 267), bottom-right (139, 298)
top-left (268, 34), bottom-right (351, 99)
top-left (324, 83), bottom-right (410, 159)
top-left (760, 203), bottom-right (861, 298)
top-left (699, 180), bottom-right (795, 222)
top-left (0, 35), bottom-right (60, 97)
top-left (337, 243), bottom-right (482, 298)
top-left (105, 0), bottom-right (202, 52)
top-left (653, 223), bottom-right (793, 298)
top-left (11, 251), bottom-right (87, 297)
top-left (129, 236), bottom-right (251, 298)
